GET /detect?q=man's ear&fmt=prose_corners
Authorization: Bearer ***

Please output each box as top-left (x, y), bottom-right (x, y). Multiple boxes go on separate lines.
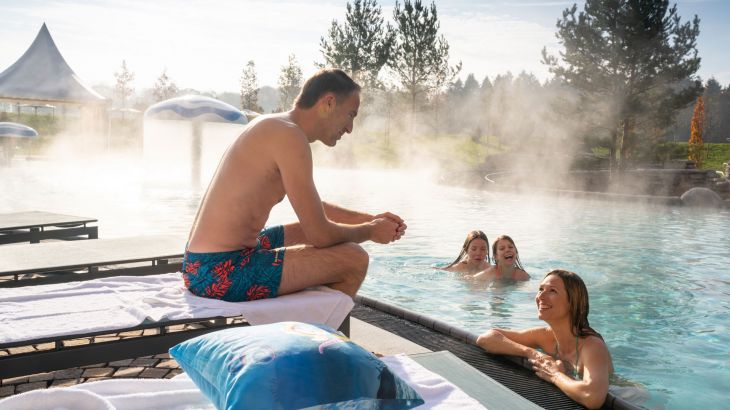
top-left (323, 93), bottom-right (336, 111)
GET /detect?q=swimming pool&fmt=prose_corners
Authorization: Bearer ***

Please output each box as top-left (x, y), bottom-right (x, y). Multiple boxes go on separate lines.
top-left (3, 158), bottom-right (727, 409)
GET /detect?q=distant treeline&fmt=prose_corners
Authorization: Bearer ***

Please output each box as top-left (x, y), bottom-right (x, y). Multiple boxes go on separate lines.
top-left (98, 0), bottom-right (728, 172)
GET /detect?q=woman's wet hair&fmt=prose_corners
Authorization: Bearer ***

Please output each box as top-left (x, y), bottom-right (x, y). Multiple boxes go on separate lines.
top-left (445, 230), bottom-right (490, 269)
top-left (294, 68), bottom-right (361, 109)
top-left (492, 234), bottom-right (526, 272)
top-left (544, 269), bottom-right (602, 339)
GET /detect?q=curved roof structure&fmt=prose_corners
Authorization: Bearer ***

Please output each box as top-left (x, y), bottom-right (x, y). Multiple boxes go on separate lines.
top-left (0, 23), bottom-right (106, 104)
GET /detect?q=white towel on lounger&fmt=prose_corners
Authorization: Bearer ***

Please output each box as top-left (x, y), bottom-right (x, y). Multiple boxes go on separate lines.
top-left (0, 272), bottom-right (353, 344)
top-left (0, 355), bottom-right (485, 409)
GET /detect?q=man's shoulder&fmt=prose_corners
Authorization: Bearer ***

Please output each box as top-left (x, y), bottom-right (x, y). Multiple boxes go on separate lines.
top-left (251, 114), bottom-right (303, 135)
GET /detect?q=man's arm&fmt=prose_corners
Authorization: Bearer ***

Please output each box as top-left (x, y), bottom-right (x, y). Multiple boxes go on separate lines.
top-left (274, 129), bottom-right (398, 248)
top-left (322, 202), bottom-right (373, 224)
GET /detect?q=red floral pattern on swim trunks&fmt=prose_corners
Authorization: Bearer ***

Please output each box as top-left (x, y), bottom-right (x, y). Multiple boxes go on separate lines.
top-left (246, 285), bottom-right (271, 300)
top-left (185, 260), bottom-right (200, 274)
top-left (205, 260), bottom-right (234, 298)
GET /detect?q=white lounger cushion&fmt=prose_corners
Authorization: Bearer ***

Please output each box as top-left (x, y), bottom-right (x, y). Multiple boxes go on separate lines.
top-left (0, 272), bottom-right (353, 344)
top-left (0, 355), bottom-right (485, 409)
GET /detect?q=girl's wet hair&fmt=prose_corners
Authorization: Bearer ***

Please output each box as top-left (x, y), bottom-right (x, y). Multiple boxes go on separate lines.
top-left (492, 235), bottom-right (526, 273)
top-left (445, 230), bottom-right (490, 269)
top-left (544, 269), bottom-right (602, 339)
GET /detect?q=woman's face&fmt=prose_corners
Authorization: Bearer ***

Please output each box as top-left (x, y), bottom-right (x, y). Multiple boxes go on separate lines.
top-left (466, 238), bottom-right (488, 264)
top-left (535, 274), bottom-right (570, 321)
top-left (494, 239), bottom-right (517, 266)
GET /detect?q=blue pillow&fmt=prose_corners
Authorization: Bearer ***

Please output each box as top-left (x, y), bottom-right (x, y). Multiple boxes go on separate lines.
top-left (169, 321), bottom-right (424, 410)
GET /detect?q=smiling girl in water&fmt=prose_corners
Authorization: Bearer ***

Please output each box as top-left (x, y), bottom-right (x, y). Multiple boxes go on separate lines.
top-left (470, 234), bottom-right (529, 281)
top-left (442, 230), bottom-right (492, 274)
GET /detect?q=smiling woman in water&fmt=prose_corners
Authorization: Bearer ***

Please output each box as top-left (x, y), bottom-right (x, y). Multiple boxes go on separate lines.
top-left (469, 235), bottom-right (529, 281)
top-left (441, 230), bottom-right (492, 274)
top-left (476, 269), bottom-right (613, 409)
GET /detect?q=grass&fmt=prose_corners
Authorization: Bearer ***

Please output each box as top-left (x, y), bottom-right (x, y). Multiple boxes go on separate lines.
top-left (658, 142), bottom-right (730, 172)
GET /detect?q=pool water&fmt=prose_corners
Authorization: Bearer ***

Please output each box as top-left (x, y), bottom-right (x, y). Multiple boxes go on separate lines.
top-left (2, 157), bottom-right (728, 410)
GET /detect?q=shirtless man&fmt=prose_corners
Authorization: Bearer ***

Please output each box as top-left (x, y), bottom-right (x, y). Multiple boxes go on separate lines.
top-left (182, 68), bottom-right (406, 302)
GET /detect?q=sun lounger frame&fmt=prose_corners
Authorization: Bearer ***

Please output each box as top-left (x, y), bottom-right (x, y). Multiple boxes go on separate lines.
top-left (0, 211), bottom-right (98, 245)
top-left (0, 235), bottom-right (184, 288)
top-left (0, 313), bottom-right (351, 379)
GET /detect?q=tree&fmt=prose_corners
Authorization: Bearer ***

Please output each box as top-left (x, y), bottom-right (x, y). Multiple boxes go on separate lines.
top-left (319, 0), bottom-right (394, 86)
top-left (240, 60), bottom-right (262, 112)
top-left (152, 69), bottom-right (179, 102)
top-left (688, 96), bottom-right (704, 167)
top-left (542, 0), bottom-right (702, 172)
top-left (114, 60), bottom-right (135, 108)
top-left (703, 78), bottom-right (722, 142)
top-left (389, 0), bottom-right (461, 117)
top-left (277, 54), bottom-right (303, 112)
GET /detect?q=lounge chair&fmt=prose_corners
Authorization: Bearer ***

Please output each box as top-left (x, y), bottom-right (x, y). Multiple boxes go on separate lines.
top-left (0, 272), bottom-right (353, 379)
top-left (0, 234), bottom-right (184, 287)
top-left (0, 211), bottom-right (98, 245)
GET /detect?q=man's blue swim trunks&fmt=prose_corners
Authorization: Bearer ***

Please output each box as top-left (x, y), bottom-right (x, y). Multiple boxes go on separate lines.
top-left (182, 225), bottom-right (285, 302)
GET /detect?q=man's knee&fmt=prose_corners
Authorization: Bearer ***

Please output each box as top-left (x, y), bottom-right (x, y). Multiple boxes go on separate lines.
top-left (342, 242), bottom-right (369, 272)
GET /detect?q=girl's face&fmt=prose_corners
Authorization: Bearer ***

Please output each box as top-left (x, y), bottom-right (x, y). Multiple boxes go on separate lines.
top-left (466, 238), bottom-right (488, 264)
top-left (535, 274), bottom-right (570, 321)
top-left (494, 239), bottom-right (517, 266)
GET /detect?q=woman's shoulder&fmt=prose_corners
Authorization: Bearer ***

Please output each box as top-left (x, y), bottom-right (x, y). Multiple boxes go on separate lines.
top-left (513, 268), bottom-right (530, 281)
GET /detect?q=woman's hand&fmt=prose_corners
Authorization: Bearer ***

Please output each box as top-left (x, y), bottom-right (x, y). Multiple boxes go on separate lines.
top-left (529, 354), bottom-right (565, 384)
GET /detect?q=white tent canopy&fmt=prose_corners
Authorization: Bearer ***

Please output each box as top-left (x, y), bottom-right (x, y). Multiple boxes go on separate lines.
top-left (0, 23), bottom-right (106, 104)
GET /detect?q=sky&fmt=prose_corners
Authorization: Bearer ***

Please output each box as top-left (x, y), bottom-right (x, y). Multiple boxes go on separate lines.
top-left (1, 0), bottom-right (729, 94)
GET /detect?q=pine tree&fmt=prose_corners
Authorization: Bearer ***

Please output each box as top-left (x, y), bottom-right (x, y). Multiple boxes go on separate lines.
top-left (277, 54), bottom-right (303, 112)
top-left (542, 0), bottom-right (702, 172)
top-left (389, 0), bottom-right (461, 117)
top-left (319, 0), bottom-right (394, 86)
top-left (114, 60), bottom-right (135, 109)
top-left (688, 96), bottom-right (705, 168)
top-left (240, 60), bottom-right (261, 112)
top-left (152, 69), bottom-right (178, 102)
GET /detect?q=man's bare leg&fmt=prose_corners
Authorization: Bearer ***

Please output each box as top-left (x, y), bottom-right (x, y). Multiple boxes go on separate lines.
top-left (278, 223), bottom-right (369, 297)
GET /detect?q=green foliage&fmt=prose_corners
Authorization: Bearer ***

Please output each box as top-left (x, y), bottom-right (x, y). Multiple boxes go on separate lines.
top-left (389, 0), bottom-right (461, 114)
top-left (319, 0), bottom-right (394, 87)
top-left (114, 60), bottom-right (135, 108)
top-left (542, 0), bottom-right (702, 171)
top-left (240, 60), bottom-right (262, 112)
top-left (152, 69), bottom-right (179, 102)
top-left (277, 54), bottom-right (303, 111)
top-left (649, 142), bottom-right (730, 171)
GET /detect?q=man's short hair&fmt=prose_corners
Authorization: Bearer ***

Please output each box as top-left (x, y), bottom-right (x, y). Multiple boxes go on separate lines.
top-left (294, 68), bottom-right (361, 109)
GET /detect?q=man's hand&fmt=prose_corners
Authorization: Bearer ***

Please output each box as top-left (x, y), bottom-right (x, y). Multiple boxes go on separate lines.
top-left (373, 212), bottom-right (407, 241)
top-left (368, 217), bottom-right (400, 244)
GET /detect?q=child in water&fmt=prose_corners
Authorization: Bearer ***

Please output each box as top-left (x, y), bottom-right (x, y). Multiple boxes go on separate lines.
top-left (442, 230), bottom-right (491, 274)
top-left (470, 234), bottom-right (529, 281)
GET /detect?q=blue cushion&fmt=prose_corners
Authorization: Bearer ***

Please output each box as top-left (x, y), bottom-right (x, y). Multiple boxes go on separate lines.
top-left (169, 321), bottom-right (424, 410)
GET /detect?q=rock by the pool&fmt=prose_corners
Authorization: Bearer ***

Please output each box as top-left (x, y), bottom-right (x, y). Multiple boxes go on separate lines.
top-left (680, 187), bottom-right (723, 208)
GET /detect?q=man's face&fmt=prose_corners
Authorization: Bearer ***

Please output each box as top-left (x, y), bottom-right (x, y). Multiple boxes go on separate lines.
top-left (323, 91), bottom-right (360, 147)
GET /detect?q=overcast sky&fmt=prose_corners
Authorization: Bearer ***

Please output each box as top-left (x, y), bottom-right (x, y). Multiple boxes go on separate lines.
top-left (1, 0), bottom-right (728, 93)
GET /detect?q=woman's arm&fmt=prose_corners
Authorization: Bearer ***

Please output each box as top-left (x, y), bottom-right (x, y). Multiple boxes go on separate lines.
top-left (470, 266), bottom-right (496, 281)
top-left (476, 327), bottom-right (550, 361)
top-left (531, 336), bottom-right (611, 409)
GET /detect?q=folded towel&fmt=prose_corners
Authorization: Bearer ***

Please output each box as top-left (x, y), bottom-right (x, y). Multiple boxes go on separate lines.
top-left (382, 354), bottom-right (485, 409)
top-left (0, 272), bottom-right (353, 344)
